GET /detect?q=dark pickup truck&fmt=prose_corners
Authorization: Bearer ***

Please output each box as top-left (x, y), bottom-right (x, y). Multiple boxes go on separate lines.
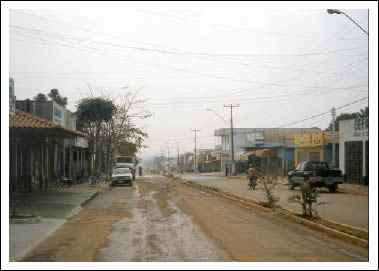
top-left (288, 161), bottom-right (343, 193)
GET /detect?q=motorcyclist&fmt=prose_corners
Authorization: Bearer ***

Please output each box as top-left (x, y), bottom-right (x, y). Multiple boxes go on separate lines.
top-left (247, 164), bottom-right (257, 189)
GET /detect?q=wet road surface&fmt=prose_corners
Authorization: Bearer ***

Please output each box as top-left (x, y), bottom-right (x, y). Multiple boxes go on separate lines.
top-left (22, 175), bottom-right (368, 262)
top-left (96, 175), bottom-right (231, 261)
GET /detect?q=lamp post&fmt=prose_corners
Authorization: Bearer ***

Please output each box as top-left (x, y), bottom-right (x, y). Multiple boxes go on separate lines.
top-left (327, 9), bottom-right (369, 35)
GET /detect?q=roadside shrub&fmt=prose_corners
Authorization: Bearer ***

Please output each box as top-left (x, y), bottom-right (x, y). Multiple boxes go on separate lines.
top-left (288, 181), bottom-right (327, 217)
top-left (262, 180), bottom-right (280, 209)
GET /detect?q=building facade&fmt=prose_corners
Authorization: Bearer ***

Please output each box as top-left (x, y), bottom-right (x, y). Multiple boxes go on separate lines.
top-left (293, 130), bottom-right (339, 168)
top-left (214, 127), bottom-right (320, 175)
top-left (15, 99), bottom-right (89, 183)
top-left (339, 118), bottom-right (369, 185)
top-left (9, 110), bottom-right (88, 193)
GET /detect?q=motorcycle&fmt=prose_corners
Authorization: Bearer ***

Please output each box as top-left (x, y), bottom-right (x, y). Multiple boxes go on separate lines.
top-left (248, 176), bottom-right (257, 190)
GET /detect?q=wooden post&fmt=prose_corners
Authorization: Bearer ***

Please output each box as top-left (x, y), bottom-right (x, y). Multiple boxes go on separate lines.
top-left (81, 149), bottom-right (84, 176)
top-left (41, 142), bottom-right (44, 189)
top-left (27, 145), bottom-right (32, 192)
top-left (54, 141), bottom-right (58, 177)
top-left (63, 144), bottom-right (66, 177)
top-left (76, 149), bottom-right (80, 184)
top-left (14, 137), bottom-right (20, 192)
top-left (362, 139), bottom-right (366, 185)
top-left (69, 144), bottom-right (72, 179)
top-left (45, 138), bottom-right (49, 189)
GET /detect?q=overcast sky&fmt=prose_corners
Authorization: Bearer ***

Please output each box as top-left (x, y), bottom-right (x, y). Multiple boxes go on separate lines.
top-left (6, 3), bottom-right (373, 163)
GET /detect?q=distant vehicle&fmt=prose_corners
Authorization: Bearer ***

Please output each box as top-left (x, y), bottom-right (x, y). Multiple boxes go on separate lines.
top-left (111, 167), bottom-right (133, 186)
top-left (288, 161), bottom-right (343, 193)
top-left (114, 155), bottom-right (136, 180)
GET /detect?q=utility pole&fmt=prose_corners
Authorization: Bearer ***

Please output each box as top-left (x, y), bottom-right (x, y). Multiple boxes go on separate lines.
top-left (192, 129), bottom-right (200, 172)
top-left (167, 147), bottom-right (170, 172)
top-left (331, 107), bottom-right (336, 169)
top-left (176, 142), bottom-right (180, 172)
top-left (224, 104), bottom-right (239, 175)
top-left (160, 149), bottom-right (165, 172)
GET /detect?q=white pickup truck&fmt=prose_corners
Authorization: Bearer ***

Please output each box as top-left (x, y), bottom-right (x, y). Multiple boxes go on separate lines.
top-left (114, 156), bottom-right (136, 180)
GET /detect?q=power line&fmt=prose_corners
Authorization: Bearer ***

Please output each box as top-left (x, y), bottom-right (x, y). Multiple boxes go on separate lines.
top-left (10, 24), bottom-right (368, 90)
top-left (276, 97), bottom-right (368, 129)
top-left (10, 10), bottom-right (368, 59)
top-left (9, 23), bottom-right (368, 101)
top-left (137, 9), bottom-right (368, 41)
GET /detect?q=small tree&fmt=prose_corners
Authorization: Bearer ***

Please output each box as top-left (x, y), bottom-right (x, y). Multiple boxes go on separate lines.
top-left (48, 88), bottom-right (68, 107)
top-left (288, 182), bottom-right (326, 217)
top-left (262, 180), bottom-right (280, 209)
top-left (33, 93), bottom-right (48, 102)
top-left (76, 97), bottom-right (116, 174)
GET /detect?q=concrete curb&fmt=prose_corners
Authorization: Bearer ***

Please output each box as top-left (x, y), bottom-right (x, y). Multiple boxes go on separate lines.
top-left (183, 180), bottom-right (368, 248)
top-left (80, 191), bottom-right (100, 207)
top-left (9, 215), bottom-right (42, 224)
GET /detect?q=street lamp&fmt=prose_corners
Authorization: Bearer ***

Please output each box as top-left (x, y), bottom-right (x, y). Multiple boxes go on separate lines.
top-left (327, 9), bottom-right (369, 35)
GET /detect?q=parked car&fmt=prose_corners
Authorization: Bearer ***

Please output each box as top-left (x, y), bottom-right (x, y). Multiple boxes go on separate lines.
top-left (111, 167), bottom-right (133, 186)
top-left (288, 161), bottom-right (343, 193)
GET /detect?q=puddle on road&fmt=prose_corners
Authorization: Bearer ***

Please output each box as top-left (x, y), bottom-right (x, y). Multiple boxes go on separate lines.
top-left (96, 178), bottom-right (231, 262)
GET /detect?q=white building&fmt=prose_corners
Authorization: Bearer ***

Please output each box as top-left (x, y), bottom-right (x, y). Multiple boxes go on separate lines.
top-left (339, 118), bottom-right (369, 185)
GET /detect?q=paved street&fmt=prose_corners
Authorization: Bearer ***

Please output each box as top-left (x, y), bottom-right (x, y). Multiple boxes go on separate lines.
top-left (21, 175), bottom-right (368, 262)
top-left (181, 174), bottom-right (369, 229)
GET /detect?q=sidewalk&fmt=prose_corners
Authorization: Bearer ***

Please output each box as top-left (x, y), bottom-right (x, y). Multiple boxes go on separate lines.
top-left (9, 184), bottom-right (101, 262)
top-left (180, 173), bottom-right (368, 230)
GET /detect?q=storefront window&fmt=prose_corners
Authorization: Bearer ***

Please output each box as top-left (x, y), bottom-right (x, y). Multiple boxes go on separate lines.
top-left (309, 152), bottom-right (320, 161)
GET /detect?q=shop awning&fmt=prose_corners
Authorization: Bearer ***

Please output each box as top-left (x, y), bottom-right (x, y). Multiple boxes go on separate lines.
top-left (238, 150), bottom-right (256, 160)
top-left (211, 151), bottom-right (229, 160)
top-left (255, 149), bottom-right (277, 157)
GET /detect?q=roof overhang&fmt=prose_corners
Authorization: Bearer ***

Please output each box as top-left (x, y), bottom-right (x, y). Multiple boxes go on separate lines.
top-left (255, 149), bottom-right (277, 157)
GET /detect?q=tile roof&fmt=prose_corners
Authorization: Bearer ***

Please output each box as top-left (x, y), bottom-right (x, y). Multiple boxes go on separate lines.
top-left (10, 109), bottom-right (87, 137)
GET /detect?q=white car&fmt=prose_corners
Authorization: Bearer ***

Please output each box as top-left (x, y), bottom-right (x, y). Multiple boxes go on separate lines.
top-left (111, 167), bottom-right (133, 186)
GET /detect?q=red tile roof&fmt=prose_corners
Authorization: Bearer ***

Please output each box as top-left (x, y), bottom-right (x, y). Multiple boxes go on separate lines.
top-left (10, 109), bottom-right (87, 137)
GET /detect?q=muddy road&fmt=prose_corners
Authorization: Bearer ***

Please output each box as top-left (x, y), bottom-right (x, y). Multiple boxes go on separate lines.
top-left (22, 175), bottom-right (368, 262)
top-left (182, 174), bottom-right (369, 229)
